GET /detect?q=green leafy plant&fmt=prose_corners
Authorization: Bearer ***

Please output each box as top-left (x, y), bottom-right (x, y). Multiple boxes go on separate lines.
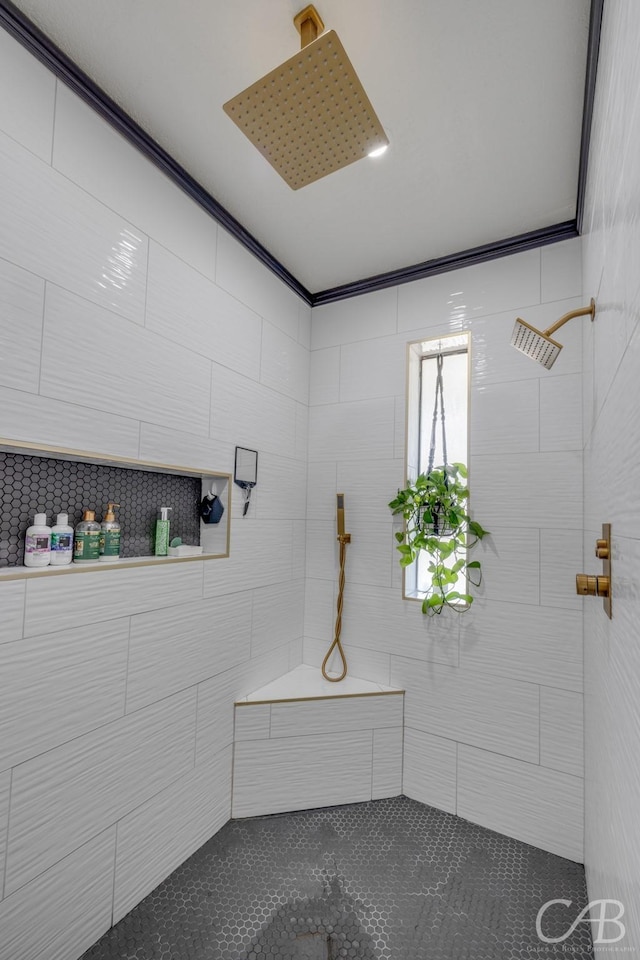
top-left (388, 462), bottom-right (489, 615)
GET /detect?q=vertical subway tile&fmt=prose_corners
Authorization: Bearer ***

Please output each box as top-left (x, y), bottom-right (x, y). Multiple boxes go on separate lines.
top-left (0, 258), bottom-right (45, 394)
top-left (0, 769), bottom-right (10, 893)
top-left (0, 580), bottom-right (25, 644)
top-left (0, 29), bottom-right (55, 162)
top-left (402, 727), bottom-right (457, 814)
top-left (540, 687), bottom-right (584, 778)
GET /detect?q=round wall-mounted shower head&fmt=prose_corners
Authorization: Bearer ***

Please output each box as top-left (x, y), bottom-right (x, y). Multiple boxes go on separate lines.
top-left (511, 318), bottom-right (563, 370)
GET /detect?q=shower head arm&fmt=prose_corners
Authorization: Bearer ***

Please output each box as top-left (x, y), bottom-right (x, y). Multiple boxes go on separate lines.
top-left (543, 299), bottom-right (596, 338)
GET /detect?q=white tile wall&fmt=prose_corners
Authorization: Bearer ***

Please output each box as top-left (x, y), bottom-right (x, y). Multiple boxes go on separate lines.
top-left (145, 241), bottom-right (262, 380)
top-left (397, 250), bottom-right (541, 333)
top-left (52, 84), bottom-right (218, 282)
top-left (541, 238), bottom-right (582, 302)
top-left (210, 362), bottom-right (297, 459)
top-left (0, 580), bottom-right (25, 644)
top-left (260, 321), bottom-right (310, 404)
top-left (0, 129), bottom-right (148, 324)
top-left (0, 257), bottom-right (44, 394)
top-left (581, 0), bottom-right (640, 940)
top-left (457, 745), bottom-right (584, 861)
top-left (0, 828), bottom-right (116, 960)
top-left (269, 694), bottom-right (403, 739)
top-left (311, 288), bottom-right (397, 349)
top-left (540, 687), bottom-right (584, 778)
top-left (0, 383), bottom-right (141, 459)
top-left (0, 25), bottom-right (312, 956)
top-left (0, 770), bottom-right (9, 888)
top-left (113, 745), bottom-right (232, 923)
top-left (234, 705), bottom-right (271, 741)
top-left (459, 600), bottom-right (582, 691)
top-left (474, 526), bottom-right (540, 606)
top-left (126, 594), bottom-right (252, 713)
top-left (40, 284), bottom-right (212, 434)
top-left (402, 728), bottom-right (457, 814)
top-left (5, 689), bottom-right (196, 895)
top-left (215, 230), bottom-right (299, 340)
top-left (232, 731), bottom-right (373, 818)
top-left (372, 727), bottom-right (404, 799)
top-left (24, 563), bottom-right (204, 637)
top-left (250, 580), bottom-right (304, 657)
top-left (309, 347), bottom-right (340, 405)
top-left (309, 398), bottom-right (396, 462)
top-left (0, 618), bottom-right (129, 771)
top-left (0, 28), bottom-right (55, 162)
top-left (391, 657), bottom-right (539, 763)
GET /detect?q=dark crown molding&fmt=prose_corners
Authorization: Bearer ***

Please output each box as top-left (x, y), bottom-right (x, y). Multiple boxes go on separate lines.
top-left (1, 0), bottom-right (602, 307)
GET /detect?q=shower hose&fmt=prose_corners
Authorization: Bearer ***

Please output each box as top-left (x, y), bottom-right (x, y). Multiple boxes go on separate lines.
top-left (321, 532), bottom-right (351, 682)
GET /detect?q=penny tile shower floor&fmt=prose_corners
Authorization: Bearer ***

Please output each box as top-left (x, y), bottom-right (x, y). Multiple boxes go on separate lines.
top-left (81, 796), bottom-right (593, 960)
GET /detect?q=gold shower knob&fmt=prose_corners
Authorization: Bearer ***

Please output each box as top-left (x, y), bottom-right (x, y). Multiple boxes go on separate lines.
top-left (595, 539), bottom-right (609, 559)
top-left (576, 574), bottom-right (610, 597)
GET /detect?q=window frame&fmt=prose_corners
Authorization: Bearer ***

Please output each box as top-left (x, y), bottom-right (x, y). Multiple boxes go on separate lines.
top-left (401, 331), bottom-right (471, 602)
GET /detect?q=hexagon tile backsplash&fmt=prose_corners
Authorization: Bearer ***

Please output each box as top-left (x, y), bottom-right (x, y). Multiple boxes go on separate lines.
top-left (0, 452), bottom-right (201, 566)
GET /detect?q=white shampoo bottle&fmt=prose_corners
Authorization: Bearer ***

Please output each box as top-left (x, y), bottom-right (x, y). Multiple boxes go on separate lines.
top-left (24, 512), bottom-right (52, 567)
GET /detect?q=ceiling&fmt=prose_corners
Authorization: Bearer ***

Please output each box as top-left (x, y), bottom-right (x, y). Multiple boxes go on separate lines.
top-left (3, 0), bottom-right (593, 297)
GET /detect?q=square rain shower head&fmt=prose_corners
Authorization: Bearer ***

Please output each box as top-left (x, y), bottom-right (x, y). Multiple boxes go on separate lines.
top-left (223, 29), bottom-right (389, 190)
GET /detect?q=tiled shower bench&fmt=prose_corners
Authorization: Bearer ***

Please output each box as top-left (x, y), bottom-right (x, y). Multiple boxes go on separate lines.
top-left (232, 664), bottom-right (405, 818)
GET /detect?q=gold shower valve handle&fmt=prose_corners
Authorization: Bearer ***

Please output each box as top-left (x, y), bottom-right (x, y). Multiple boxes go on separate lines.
top-left (576, 523), bottom-right (612, 618)
top-left (576, 574), bottom-right (610, 598)
top-left (338, 533), bottom-right (351, 544)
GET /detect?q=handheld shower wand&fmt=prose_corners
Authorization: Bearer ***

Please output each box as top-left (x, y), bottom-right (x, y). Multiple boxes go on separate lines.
top-left (321, 493), bottom-right (351, 682)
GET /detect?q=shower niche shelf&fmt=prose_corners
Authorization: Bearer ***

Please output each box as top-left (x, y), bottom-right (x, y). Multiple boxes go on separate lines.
top-left (0, 438), bottom-right (231, 580)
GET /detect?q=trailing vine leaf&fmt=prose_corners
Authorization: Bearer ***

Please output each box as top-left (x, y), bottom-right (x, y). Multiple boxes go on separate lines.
top-left (389, 463), bottom-right (489, 617)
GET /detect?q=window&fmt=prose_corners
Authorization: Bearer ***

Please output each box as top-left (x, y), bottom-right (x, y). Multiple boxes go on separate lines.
top-left (404, 332), bottom-right (470, 599)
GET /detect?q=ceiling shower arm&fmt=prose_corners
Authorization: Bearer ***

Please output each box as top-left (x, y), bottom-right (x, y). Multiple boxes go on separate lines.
top-left (542, 298), bottom-right (596, 337)
top-left (293, 4), bottom-right (324, 47)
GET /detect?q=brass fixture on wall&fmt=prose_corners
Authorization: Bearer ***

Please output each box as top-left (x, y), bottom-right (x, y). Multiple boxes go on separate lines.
top-left (511, 299), bottom-right (596, 369)
top-left (576, 523), bottom-right (612, 618)
top-left (223, 5), bottom-right (389, 190)
top-left (321, 493), bottom-right (351, 682)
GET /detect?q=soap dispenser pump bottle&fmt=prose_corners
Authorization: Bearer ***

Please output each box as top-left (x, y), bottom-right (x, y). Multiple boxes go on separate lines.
top-left (154, 506), bottom-right (172, 556)
top-left (74, 510), bottom-right (101, 563)
top-left (100, 502), bottom-right (121, 562)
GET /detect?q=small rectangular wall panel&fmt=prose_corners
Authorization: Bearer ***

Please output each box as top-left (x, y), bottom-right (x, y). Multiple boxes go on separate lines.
top-left (0, 618), bottom-right (129, 772)
top-left (457, 745), bottom-right (584, 862)
top-left (113, 746), bottom-right (232, 924)
top-left (0, 770), bottom-right (10, 889)
top-left (232, 730), bottom-right (373, 818)
top-left (234, 704), bottom-right (271, 741)
top-left (372, 727), bottom-right (403, 799)
top-left (0, 580), bottom-right (25, 644)
top-left (0, 827), bottom-right (116, 960)
top-left (402, 727), bottom-right (457, 815)
top-left (269, 694), bottom-right (403, 739)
